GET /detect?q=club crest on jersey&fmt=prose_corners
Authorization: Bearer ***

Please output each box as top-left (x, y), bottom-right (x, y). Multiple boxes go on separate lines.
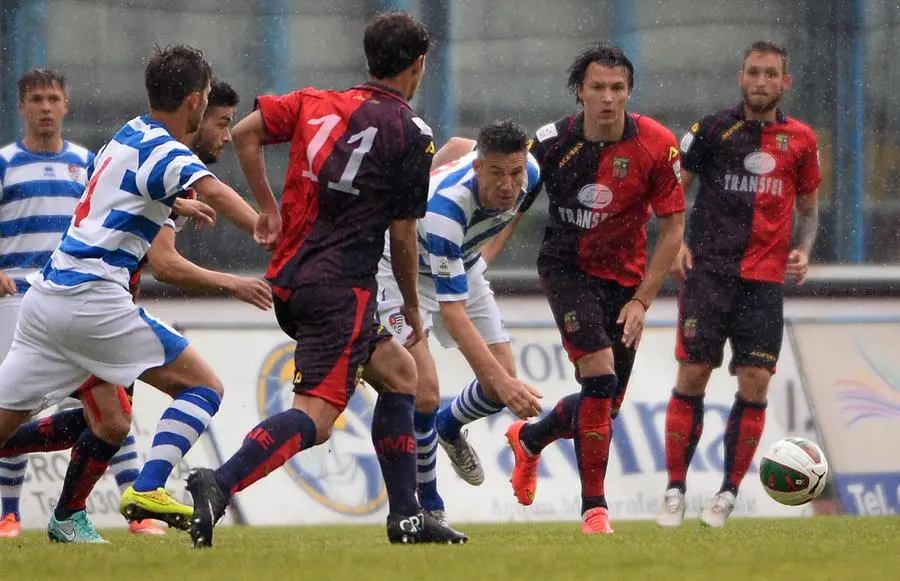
top-left (612, 157), bottom-right (629, 179)
top-left (67, 164), bottom-right (82, 181)
top-left (258, 343), bottom-right (387, 515)
top-left (776, 134), bottom-right (790, 151)
top-left (577, 183), bottom-right (613, 210)
top-left (743, 151), bottom-right (777, 175)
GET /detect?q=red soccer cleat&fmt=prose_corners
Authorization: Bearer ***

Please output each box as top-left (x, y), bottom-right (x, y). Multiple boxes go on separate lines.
top-left (581, 506), bottom-right (614, 534)
top-left (506, 421), bottom-right (541, 506)
top-left (0, 513), bottom-right (21, 538)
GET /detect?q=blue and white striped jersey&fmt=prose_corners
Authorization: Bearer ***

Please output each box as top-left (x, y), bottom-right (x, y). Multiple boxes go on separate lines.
top-left (0, 140), bottom-right (93, 294)
top-left (30, 115), bottom-right (214, 293)
top-left (418, 150), bottom-right (540, 302)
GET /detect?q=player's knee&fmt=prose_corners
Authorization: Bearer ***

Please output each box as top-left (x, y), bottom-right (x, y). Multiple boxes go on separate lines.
top-left (736, 366), bottom-right (771, 403)
top-left (93, 412), bottom-right (131, 444)
top-left (313, 422), bottom-right (332, 445)
top-left (415, 375), bottom-right (440, 413)
top-left (576, 349), bottom-right (615, 377)
top-left (676, 363), bottom-right (712, 396)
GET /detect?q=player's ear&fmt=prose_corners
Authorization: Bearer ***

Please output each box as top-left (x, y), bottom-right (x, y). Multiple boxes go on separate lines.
top-left (782, 73), bottom-right (792, 91)
top-left (472, 157), bottom-right (482, 173)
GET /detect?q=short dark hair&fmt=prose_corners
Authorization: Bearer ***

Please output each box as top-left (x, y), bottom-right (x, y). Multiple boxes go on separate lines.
top-left (207, 79), bottom-right (239, 110)
top-left (744, 40), bottom-right (789, 74)
top-left (364, 10), bottom-right (430, 80)
top-left (17, 68), bottom-right (67, 102)
top-left (476, 120), bottom-right (528, 156)
top-left (145, 44), bottom-right (212, 112)
top-left (567, 43), bottom-right (635, 101)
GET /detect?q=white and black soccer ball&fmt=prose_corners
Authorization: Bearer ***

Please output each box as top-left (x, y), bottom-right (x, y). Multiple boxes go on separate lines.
top-left (759, 437), bottom-right (829, 506)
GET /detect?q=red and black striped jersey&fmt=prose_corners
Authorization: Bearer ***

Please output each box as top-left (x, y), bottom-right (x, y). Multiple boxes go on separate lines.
top-left (522, 112), bottom-right (685, 287)
top-left (681, 105), bottom-right (820, 282)
top-left (257, 82), bottom-right (434, 288)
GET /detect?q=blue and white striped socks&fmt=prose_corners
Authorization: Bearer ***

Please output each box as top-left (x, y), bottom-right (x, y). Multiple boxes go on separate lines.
top-left (414, 410), bottom-right (444, 512)
top-left (435, 380), bottom-right (504, 443)
top-left (132, 386), bottom-right (221, 492)
top-left (0, 456), bottom-right (26, 518)
top-left (110, 429), bottom-right (141, 495)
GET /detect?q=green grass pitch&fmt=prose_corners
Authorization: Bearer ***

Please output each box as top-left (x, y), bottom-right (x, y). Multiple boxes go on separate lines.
top-left (2, 517), bottom-right (898, 581)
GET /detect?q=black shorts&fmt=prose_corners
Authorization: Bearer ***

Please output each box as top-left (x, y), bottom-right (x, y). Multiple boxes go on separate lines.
top-left (365, 320), bottom-right (394, 365)
top-left (676, 268), bottom-right (783, 373)
top-left (274, 284), bottom-right (377, 412)
top-left (539, 262), bottom-right (638, 404)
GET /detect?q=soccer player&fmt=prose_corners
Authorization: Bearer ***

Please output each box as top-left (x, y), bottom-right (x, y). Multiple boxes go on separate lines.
top-left (0, 78), bottom-right (268, 539)
top-left (186, 10), bottom-right (466, 548)
top-left (0, 68), bottom-right (94, 538)
top-left (656, 41), bottom-right (820, 529)
top-left (376, 120), bottom-right (543, 525)
top-left (503, 44), bottom-right (686, 534)
top-left (0, 45), bottom-right (267, 543)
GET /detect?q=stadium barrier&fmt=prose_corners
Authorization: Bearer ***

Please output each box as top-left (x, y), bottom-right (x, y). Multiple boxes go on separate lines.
top-left (15, 302), bottom-right (900, 529)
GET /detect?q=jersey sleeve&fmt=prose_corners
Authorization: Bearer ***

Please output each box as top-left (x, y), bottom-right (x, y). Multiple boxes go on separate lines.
top-left (649, 131), bottom-right (687, 217)
top-left (144, 143), bottom-right (214, 202)
top-left (519, 122), bottom-right (557, 214)
top-left (679, 117), bottom-right (714, 175)
top-left (0, 156), bottom-right (6, 200)
top-left (392, 114), bottom-right (434, 220)
top-left (797, 129), bottom-right (821, 199)
top-left (425, 193), bottom-right (469, 302)
top-left (255, 90), bottom-right (304, 145)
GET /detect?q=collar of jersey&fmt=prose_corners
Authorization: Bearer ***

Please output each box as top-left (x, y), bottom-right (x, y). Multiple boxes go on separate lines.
top-left (15, 138), bottom-right (70, 158)
top-left (358, 81), bottom-right (408, 103)
top-left (572, 111), bottom-right (637, 145)
top-left (733, 102), bottom-right (787, 124)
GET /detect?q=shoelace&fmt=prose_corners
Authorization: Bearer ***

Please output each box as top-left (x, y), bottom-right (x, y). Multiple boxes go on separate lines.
top-left (663, 492), bottom-right (682, 511)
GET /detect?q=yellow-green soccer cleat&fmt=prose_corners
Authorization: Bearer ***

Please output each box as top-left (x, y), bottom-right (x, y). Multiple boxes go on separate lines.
top-left (120, 486), bottom-right (193, 531)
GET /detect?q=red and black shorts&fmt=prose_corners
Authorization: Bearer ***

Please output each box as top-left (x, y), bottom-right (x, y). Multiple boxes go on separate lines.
top-left (539, 263), bottom-right (638, 399)
top-left (676, 268), bottom-right (783, 374)
top-left (274, 284), bottom-right (378, 412)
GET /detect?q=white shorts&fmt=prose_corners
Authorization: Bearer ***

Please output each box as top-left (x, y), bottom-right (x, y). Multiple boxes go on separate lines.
top-left (0, 282), bottom-right (188, 412)
top-left (0, 295), bottom-right (23, 362)
top-left (376, 258), bottom-right (509, 349)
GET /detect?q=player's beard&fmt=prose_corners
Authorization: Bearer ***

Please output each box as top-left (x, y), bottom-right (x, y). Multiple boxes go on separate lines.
top-left (190, 132), bottom-right (218, 165)
top-left (742, 87), bottom-right (782, 114)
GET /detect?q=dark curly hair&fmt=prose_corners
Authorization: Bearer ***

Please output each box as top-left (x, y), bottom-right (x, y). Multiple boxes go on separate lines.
top-left (566, 43), bottom-right (634, 103)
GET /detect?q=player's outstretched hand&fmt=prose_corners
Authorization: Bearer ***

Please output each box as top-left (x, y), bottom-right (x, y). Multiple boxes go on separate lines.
top-left (0, 272), bottom-right (17, 297)
top-left (231, 277), bottom-right (273, 311)
top-left (174, 198), bottom-right (217, 229)
top-left (494, 377), bottom-right (543, 419)
top-left (617, 299), bottom-right (647, 349)
top-left (669, 243), bottom-right (693, 284)
top-left (400, 304), bottom-right (424, 348)
top-left (786, 249), bottom-right (809, 285)
top-left (255, 211), bottom-right (281, 251)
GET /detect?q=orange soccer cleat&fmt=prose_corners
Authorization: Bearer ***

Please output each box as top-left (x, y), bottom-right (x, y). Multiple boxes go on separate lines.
top-left (0, 513), bottom-right (21, 538)
top-left (581, 506), bottom-right (614, 534)
top-left (505, 421), bottom-right (541, 506)
top-left (128, 519), bottom-right (166, 536)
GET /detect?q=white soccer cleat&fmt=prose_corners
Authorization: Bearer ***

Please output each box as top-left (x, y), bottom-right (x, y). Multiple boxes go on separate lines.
top-left (700, 491), bottom-right (736, 528)
top-left (437, 429), bottom-right (484, 486)
top-left (656, 488), bottom-right (687, 528)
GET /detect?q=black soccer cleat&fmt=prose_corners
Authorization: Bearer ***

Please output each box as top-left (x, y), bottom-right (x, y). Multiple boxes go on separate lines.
top-left (386, 511), bottom-right (468, 545)
top-left (185, 468), bottom-right (228, 549)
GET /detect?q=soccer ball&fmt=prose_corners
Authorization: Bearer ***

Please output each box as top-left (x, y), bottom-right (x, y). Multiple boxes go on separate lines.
top-left (759, 437), bottom-right (829, 506)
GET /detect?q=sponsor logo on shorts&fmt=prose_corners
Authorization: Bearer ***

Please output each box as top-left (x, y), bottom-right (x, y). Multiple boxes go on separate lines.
top-left (258, 343), bottom-right (387, 516)
top-left (682, 318), bottom-right (697, 339)
top-left (563, 311), bottom-right (580, 334)
top-left (750, 350), bottom-right (777, 363)
top-left (388, 312), bottom-right (406, 335)
top-left (576, 183), bottom-right (613, 210)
